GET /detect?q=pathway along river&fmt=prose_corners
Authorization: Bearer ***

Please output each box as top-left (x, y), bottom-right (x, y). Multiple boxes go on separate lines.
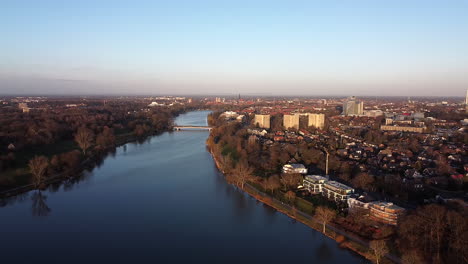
top-left (0, 111), bottom-right (366, 264)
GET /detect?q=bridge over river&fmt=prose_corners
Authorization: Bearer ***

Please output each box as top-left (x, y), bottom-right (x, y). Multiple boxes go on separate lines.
top-left (173, 125), bottom-right (212, 131)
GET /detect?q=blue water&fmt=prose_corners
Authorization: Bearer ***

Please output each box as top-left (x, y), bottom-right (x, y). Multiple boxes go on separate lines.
top-left (0, 111), bottom-right (366, 264)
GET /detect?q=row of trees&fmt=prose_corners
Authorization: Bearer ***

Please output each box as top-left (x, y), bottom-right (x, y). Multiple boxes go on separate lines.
top-left (1, 101), bottom-right (194, 190)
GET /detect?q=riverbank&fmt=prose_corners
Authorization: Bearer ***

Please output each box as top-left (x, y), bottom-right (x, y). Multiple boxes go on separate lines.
top-left (209, 150), bottom-right (397, 264)
top-left (0, 131), bottom-right (159, 199)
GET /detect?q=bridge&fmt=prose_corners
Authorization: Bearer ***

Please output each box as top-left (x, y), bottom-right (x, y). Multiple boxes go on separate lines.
top-left (173, 125), bottom-right (212, 131)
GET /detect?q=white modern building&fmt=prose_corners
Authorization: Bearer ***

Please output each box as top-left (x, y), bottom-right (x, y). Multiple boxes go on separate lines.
top-left (303, 175), bottom-right (328, 193)
top-left (282, 164), bottom-right (308, 174)
top-left (322, 181), bottom-right (354, 202)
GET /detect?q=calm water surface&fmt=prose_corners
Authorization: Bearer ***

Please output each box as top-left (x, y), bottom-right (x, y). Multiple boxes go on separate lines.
top-left (0, 111), bottom-right (366, 264)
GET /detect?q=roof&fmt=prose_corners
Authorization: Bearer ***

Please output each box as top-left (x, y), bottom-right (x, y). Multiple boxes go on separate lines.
top-left (324, 181), bottom-right (354, 191)
top-left (284, 163), bottom-right (306, 169)
top-left (304, 175), bottom-right (328, 182)
top-left (369, 201), bottom-right (405, 211)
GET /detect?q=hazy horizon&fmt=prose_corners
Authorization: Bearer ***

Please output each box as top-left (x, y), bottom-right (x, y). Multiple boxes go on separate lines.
top-left (1, 1), bottom-right (467, 96)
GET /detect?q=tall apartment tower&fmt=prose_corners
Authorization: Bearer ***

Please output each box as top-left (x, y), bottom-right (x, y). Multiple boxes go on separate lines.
top-left (465, 89), bottom-right (468, 105)
top-left (343, 96), bottom-right (364, 116)
top-left (283, 114), bottom-right (300, 130)
top-left (308, 113), bottom-right (325, 129)
top-left (254, 114), bottom-right (271, 129)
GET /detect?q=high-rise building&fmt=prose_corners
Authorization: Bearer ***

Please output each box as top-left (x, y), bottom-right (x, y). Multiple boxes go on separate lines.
top-left (283, 114), bottom-right (300, 129)
top-left (465, 89), bottom-right (468, 105)
top-left (308, 113), bottom-right (325, 129)
top-left (254, 114), bottom-right (270, 129)
top-left (343, 96), bottom-right (364, 116)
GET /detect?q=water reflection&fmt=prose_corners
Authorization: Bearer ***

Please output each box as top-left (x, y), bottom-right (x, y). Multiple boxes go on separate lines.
top-left (0, 192), bottom-right (29, 208)
top-left (31, 191), bottom-right (51, 217)
top-left (316, 240), bottom-right (333, 262)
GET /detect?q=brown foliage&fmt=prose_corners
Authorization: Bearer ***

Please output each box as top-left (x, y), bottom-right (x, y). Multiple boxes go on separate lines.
top-left (315, 206), bottom-right (336, 233)
top-left (28, 156), bottom-right (49, 187)
top-left (74, 127), bottom-right (94, 155)
top-left (370, 240), bottom-right (388, 264)
top-left (280, 173), bottom-right (302, 190)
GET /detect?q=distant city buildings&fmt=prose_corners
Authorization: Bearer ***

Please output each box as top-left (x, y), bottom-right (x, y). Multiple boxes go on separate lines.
top-left (465, 89), bottom-right (468, 105)
top-left (283, 114), bottom-right (300, 129)
top-left (363, 110), bottom-right (383, 117)
top-left (18, 103), bottom-right (30, 113)
top-left (308, 113), bottom-right (325, 129)
top-left (343, 96), bottom-right (364, 116)
top-left (381, 125), bottom-right (426, 133)
top-left (254, 114), bottom-right (271, 129)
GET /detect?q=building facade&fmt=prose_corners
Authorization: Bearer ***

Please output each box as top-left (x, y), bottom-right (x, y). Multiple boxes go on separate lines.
top-left (322, 181), bottom-right (354, 202)
top-left (254, 114), bottom-right (271, 129)
top-left (283, 114), bottom-right (300, 129)
top-left (380, 125), bottom-right (426, 133)
top-left (282, 164), bottom-right (308, 174)
top-left (308, 113), bottom-right (325, 129)
top-left (369, 202), bottom-right (405, 225)
top-left (303, 175), bottom-right (328, 193)
top-left (347, 197), bottom-right (370, 213)
top-left (343, 96), bottom-right (364, 116)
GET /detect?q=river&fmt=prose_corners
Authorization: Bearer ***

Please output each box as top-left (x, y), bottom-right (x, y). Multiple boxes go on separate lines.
top-left (0, 111), bottom-right (366, 264)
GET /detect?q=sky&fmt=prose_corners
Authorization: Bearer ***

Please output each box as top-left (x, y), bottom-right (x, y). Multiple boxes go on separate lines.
top-left (1, 0), bottom-right (467, 96)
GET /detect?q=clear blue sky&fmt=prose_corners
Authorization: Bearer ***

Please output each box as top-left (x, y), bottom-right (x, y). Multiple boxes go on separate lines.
top-left (1, 0), bottom-right (467, 96)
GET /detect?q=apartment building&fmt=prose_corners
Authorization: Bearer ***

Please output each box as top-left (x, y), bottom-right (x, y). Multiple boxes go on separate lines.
top-left (322, 181), bottom-right (354, 202)
top-left (369, 201), bottom-right (405, 225)
top-left (303, 175), bottom-right (328, 193)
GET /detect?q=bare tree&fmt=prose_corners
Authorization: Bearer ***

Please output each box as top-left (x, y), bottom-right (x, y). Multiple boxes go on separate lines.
top-left (284, 191), bottom-right (296, 204)
top-left (351, 172), bottom-right (374, 191)
top-left (232, 161), bottom-right (255, 189)
top-left (74, 127), bottom-right (94, 155)
top-left (370, 240), bottom-right (389, 264)
top-left (264, 175), bottom-right (281, 193)
top-left (401, 250), bottom-right (424, 264)
top-left (280, 173), bottom-right (302, 190)
top-left (315, 206), bottom-right (336, 233)
top-left (28, 155), bottom-right (49, 188)
top-left (31, 191), bottom-right (51, 216)
top-left (219, 154), bottom-right (234, 174)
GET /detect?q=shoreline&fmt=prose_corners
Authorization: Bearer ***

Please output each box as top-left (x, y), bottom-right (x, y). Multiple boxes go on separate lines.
top-left (0, 129), bottom-right (171, 199)
top-left (209, 149), bottom-right (397, 264)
